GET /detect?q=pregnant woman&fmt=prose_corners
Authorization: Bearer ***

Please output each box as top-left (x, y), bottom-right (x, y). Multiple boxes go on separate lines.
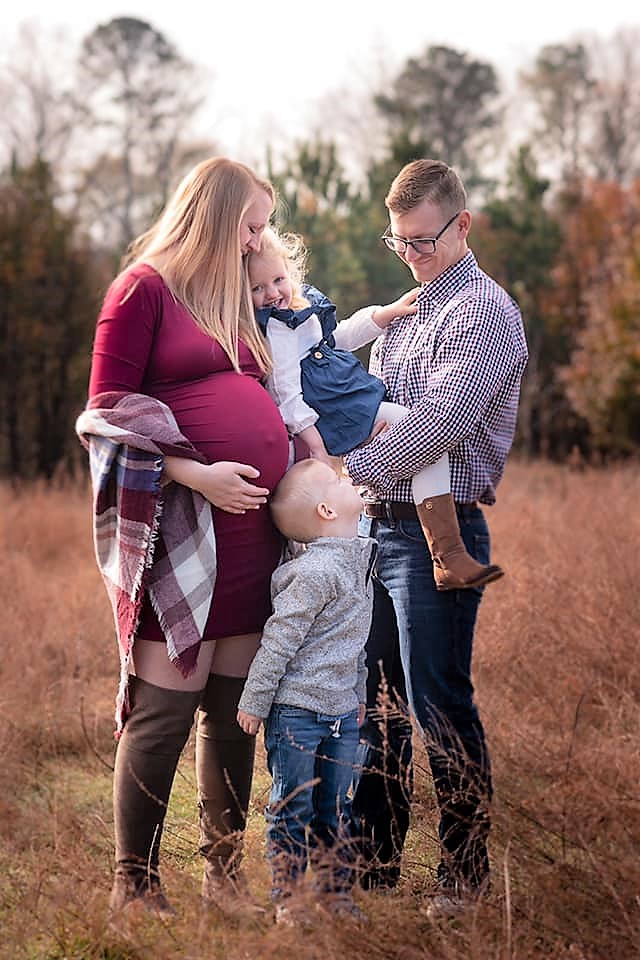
top-left (79, 156), bottom-right (291, 924)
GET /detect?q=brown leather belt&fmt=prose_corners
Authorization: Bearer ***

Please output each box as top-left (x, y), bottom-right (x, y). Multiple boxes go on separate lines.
top-left (363, 500), bottom-right (478, 521)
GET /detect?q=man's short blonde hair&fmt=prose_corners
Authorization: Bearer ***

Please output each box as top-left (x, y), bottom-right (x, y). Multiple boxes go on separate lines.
top-left (269, 459), bottom-right (331, 542)
top-left (385, 159), bottom-right (467, 216)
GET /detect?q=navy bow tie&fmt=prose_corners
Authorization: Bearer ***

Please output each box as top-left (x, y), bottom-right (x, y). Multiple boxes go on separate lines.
top-left (256, 303), bottom-right (320, 332)
top-left (269, 305), bottom-right (318, 329)
top-left (255, 290), bottom-right (337, 336)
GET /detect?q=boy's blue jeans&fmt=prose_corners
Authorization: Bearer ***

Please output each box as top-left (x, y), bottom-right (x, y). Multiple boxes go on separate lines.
top-left (264, 704), bottom-right (359, 902)
top-left (352, 506), bottom-right (492, 892)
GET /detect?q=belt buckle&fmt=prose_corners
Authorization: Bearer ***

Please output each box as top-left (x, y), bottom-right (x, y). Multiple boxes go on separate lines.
top-left (383, 501), bottom-right (394, 523)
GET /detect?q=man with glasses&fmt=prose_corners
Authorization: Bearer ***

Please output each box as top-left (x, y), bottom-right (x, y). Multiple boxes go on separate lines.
top-left (345, 158), bottom-right (528, 917)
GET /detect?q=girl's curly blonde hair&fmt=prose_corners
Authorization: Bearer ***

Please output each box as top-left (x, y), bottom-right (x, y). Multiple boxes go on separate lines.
top-left (249, 227), bottom-right (311, 310)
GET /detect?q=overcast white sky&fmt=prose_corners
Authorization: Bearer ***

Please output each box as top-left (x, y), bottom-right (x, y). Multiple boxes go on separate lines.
top-left (2, 0), bottom-right (639, 162)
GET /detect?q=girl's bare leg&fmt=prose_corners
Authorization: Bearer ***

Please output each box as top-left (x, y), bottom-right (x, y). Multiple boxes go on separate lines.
top-left (374, 402), bottom-right (503, 590)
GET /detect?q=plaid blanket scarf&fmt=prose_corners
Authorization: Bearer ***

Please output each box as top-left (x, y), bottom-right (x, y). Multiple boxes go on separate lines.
top-left (76, 391), bottom-right (217, 736)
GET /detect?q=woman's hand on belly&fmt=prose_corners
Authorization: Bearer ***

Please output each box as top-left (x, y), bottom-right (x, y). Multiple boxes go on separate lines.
top-left (164, 456), bottom-right (270, 514)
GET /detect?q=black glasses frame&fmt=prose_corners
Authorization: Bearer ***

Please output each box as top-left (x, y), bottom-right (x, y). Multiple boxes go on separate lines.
top-left (381, 211), bottom-right (462, 256)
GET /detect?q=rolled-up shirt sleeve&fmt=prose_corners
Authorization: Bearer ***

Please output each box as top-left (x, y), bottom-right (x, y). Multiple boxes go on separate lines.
top-left (345, 298), bottom-right (522, 492)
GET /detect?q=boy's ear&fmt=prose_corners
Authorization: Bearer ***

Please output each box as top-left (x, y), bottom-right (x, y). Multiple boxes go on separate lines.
top-left (316, 501), bottom-right (337, 521)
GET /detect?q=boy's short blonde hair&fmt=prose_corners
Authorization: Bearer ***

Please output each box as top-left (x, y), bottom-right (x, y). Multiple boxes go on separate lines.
top-left (249, 227), bottom-right (310, 310)
top-left (269, 459), bottom-right (332, 542)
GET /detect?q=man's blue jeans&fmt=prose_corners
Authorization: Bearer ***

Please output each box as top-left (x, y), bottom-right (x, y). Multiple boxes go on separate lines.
top-left (352, 505), bottom-right (492, 891)
top-left (264, 704), bottom-right (359, 902)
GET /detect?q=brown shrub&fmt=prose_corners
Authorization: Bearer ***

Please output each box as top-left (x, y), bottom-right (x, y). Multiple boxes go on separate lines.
top-left (0, 461), bottom-right (638, 958)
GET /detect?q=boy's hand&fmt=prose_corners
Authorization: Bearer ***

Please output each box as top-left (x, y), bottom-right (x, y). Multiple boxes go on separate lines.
top-left (358, 703), bottom-right (366, 727)
top-left (237, 710), bottom-right (262, 736)
top-left (372, 287), bottom-right (420, 328)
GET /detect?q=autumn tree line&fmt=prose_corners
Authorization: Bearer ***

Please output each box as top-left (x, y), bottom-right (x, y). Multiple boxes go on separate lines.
top-left (1, 17), bottom-right (639, 480)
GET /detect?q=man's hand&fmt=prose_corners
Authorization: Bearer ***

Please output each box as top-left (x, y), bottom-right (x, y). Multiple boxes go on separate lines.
top-left (237, 709), bottom-right (262, 736)
top-left (358, 703), bottom-right (366, 727)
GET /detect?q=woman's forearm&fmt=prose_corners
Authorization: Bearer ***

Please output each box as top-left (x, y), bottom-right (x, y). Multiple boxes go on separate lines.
top-left (163, 456), bottom-right (270, 514)
top-left (163, 455), bottom-right (209, 492)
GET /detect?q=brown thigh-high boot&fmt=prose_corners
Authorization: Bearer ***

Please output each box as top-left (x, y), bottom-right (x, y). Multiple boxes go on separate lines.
top-left (196, 672), bottom-right (262, 914)
top-left (416, 494), bottom-right (504, 591)
top-left (110, 676), bottom-right (202, 922)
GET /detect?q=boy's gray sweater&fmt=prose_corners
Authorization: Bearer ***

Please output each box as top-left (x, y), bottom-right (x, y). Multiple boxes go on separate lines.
top-left (238, 536), bottom-right (376, 719)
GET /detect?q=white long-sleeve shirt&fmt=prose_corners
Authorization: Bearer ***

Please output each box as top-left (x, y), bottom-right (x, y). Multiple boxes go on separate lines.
top-left (263, 306), bottom-right (382, 437)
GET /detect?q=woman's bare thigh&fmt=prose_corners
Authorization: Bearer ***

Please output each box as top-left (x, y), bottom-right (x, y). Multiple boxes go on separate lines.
top-left (210, 632), bottom-right (262, 678)
top-left (131, 637), bottom-right (216, 690)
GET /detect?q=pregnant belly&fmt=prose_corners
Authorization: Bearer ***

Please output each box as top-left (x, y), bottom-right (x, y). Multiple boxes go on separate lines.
top-left (139, 371), bottom-right (290, 642)
top-left (157, 371), bottom-right (289, 492)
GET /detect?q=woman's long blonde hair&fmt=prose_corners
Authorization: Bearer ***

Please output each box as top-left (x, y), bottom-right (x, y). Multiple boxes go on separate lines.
top-left (123, 156), bottom-right (274, 373)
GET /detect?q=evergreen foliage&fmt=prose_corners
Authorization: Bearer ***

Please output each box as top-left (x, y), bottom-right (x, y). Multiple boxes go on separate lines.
top-left (1, 22), bottom-right (639, 477)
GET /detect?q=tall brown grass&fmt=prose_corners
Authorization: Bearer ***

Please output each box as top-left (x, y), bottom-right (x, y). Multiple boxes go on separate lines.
top-left (0, 460), bottom-right (638, 959)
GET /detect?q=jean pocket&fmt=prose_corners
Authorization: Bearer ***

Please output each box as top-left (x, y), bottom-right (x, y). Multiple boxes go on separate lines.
top-left (273, 705), bottom-right (310, 720)
top-left (397, 519), bottom-right (425, 544)
top-left (317, 711), bottom-right (353, 724)
top-left (472, 532), bottom-right (491, 566)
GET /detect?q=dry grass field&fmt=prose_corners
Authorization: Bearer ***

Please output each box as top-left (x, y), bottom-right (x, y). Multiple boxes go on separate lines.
top-left (1, 459), bottom-right (638, 960)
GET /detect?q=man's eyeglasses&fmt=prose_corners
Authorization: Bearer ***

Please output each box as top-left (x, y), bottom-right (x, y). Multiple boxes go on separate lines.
top-left (381, 211), bottom-right (462, 256)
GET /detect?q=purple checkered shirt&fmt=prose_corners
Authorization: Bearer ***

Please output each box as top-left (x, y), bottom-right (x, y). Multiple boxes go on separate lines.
top-left (345, 251), bottom-right (528, 506)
